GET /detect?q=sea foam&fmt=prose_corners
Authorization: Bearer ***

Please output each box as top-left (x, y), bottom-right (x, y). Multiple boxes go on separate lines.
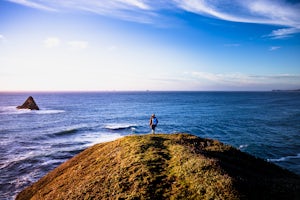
top-left (267, 153), bottom-right (300, 162)
top-left (105, 123), bottom-right (137, 131)
top-left (0, 106), bottom-right (65, 115)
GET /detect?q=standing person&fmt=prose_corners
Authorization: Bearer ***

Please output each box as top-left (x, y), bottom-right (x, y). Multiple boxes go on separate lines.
top-left (149, 114), bottom-right (158, 134)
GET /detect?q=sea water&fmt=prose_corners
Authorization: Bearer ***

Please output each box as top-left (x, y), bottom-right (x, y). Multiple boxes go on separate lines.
top-left (0, 91), bottom-right (299, 199)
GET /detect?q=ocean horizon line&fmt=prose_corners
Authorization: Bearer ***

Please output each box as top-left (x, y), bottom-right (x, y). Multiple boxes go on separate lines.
top-left (1, 89), bottom-right (299, 93)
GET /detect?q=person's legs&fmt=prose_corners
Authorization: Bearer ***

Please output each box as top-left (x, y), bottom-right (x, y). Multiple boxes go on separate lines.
top-left (152, 125), bottom-right (156, 134)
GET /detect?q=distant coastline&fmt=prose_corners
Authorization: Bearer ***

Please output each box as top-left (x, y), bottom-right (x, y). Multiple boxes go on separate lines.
top-left (272, 89), bottom-right (300, 92)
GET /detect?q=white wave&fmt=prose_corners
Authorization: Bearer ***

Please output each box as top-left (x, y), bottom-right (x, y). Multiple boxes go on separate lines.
top-left (0, 106), bottom-right (30, 114)
top-left (13, 168), bottom-right (39, 187)
top-left (0, 106), bottom-right (64, 115)
top-left (0, 150), bottom-right (38, 170)
top-left (7, 170), bottom-right (37, 200)
top-left (40, 159), bottom-right (66, 166)
top-left (35, 109), bottom-right (65, 114)
top-left (75, 132), bottom-right (123, 147)
top-left (92, 133), bottom-right (123, 145)
top-left (131, 127), bottom-right (136, 132)
top-left (267, 153), bottom-right (300, 162)
top-left (104, 123), bottom-right (137, 130)
top-left (238, 144), bottom-right (249, 150)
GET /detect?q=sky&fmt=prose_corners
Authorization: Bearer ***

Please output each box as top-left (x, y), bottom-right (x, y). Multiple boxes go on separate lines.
top-left (0, 0), bottom-right (300, 91)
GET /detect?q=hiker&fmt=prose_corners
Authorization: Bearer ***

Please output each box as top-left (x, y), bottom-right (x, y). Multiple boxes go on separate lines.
top-left (149, 114), bottom-right (158, 134)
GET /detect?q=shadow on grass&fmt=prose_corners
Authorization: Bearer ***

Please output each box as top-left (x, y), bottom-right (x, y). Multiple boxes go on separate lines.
top-left (173, 134), bottom-right (300, 200)
top-left (138, 136), bottom-right (172, 199)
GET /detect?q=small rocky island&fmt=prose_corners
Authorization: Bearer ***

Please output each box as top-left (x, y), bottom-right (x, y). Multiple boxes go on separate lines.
top-left (16, 96), bottom-right (39, 110)
top-left (17, 133), bottom-right (300, 200)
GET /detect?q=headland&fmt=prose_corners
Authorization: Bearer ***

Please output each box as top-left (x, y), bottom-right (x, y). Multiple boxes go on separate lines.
top-left (17, 133), bottom-right (300, 200)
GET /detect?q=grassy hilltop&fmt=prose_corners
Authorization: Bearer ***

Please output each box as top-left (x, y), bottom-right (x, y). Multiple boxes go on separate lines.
top-left (17, 133), bottom-right (299, 200)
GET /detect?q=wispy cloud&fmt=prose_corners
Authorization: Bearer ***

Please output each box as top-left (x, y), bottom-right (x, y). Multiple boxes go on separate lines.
top-left (224, 43), bottom-right (240, 47)
top-left (43, 37), bottom-right (88, 50)
top-left (44, 37), bottom-right (60, 48)
top-left (151, 71), bottom-right (300, 90)
top-left (7, 0), bottom-right (158, 24)
top-left (174, 0), bottom-right (300, 38)
top-left (7, 0), bottom-right (56, 11)
top-left (7, 0), bottom-right (300, 38)
top-left (108, 45), bottom-right (118, 51)
top-left (68, 41), bottom-right (88, 50)
top-left (185, 71), bottom-right (300, 89)
top-left (0, 34), bottom-right (6, 42)
top-left (269, 46), bottom-right (281, 51)
top-left (268, 27), bottom-right (300, 39)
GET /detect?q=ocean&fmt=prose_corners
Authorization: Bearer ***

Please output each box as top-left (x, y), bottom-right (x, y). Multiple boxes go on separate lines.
top-left (0, 91), bottom-right (300, 199)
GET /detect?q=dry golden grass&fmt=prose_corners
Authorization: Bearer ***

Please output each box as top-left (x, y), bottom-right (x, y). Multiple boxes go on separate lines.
top-left (17, 133), bottom-right (300, 200)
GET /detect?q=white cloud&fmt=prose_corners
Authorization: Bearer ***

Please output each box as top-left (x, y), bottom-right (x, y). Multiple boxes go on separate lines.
top-left (174, 0), bottom-right (300, 38)
top-left (185, 71), bottom-right (300, 89)
top-left (68, 41), bottom-right (88, 50)
top-left (7, 0), bottom-right (56, 11)
top-left (7, 0), bottom-right (300, 38)
top-left (269, 46), bottom-right (281, 51)
top-left (108, 45), bottom-right (117, 51)
top-left (0, 34), bottom-right (6, 43)
top-left (116, 0), bottom-right (150, 10)
top-left (43, 37), bottom-right (88, 49)
top-left (268, 27), bottom-right (300, 39)
top-left (224, 43), bottom-right (240, 47)
top-left (44, 37), bottom-right (60, 48)
top-left (7, 0), bottom-right (155, 24)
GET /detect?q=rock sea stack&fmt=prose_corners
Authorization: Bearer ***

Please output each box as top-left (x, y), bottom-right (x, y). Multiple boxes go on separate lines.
top-left (17, 96), bottom-right (40, 110)
top-left (17, 134), bottom-right (300, 200)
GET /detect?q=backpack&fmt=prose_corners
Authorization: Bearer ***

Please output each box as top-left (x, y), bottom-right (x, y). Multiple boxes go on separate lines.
top-left (152, 117), bottom-right (158, 126)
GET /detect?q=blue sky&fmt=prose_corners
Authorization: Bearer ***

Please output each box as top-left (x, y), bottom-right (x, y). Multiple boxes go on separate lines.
top-left (0, 0), bottom-right (300, 91)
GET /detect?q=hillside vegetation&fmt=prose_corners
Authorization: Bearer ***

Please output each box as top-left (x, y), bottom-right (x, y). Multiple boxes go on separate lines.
top-left (17, 133), bottom-right (300, 200)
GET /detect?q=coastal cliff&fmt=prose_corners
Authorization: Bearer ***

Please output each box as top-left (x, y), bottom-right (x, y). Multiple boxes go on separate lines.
top-left (17, 134), bottom-right (300, 200)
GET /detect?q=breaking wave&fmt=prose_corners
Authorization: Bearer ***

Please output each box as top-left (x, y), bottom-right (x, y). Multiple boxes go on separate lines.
top-left (35, 110), bottom-right (65, 114)
top-left (0, 106), bottom-right (64, 115)
top-left (267, 153), bottom-right (300, 162)
top-left (49, 124), bottom-right (93, 137)
top-left (53, 129), bottom-right (79, 136)
top-left (238, 144), bottom-right (249, 150)
top-left (86, 133), bottom-right (123, 146)
top-left (105, 123), bottom-right (137, 131)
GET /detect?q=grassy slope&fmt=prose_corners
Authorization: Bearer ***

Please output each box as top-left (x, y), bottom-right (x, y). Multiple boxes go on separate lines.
top-left (17, 134), bottom-right (300, 200)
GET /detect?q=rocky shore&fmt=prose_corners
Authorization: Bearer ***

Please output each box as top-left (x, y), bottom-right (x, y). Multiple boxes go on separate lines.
top-left (17, 133), bottom-right (300, 200)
